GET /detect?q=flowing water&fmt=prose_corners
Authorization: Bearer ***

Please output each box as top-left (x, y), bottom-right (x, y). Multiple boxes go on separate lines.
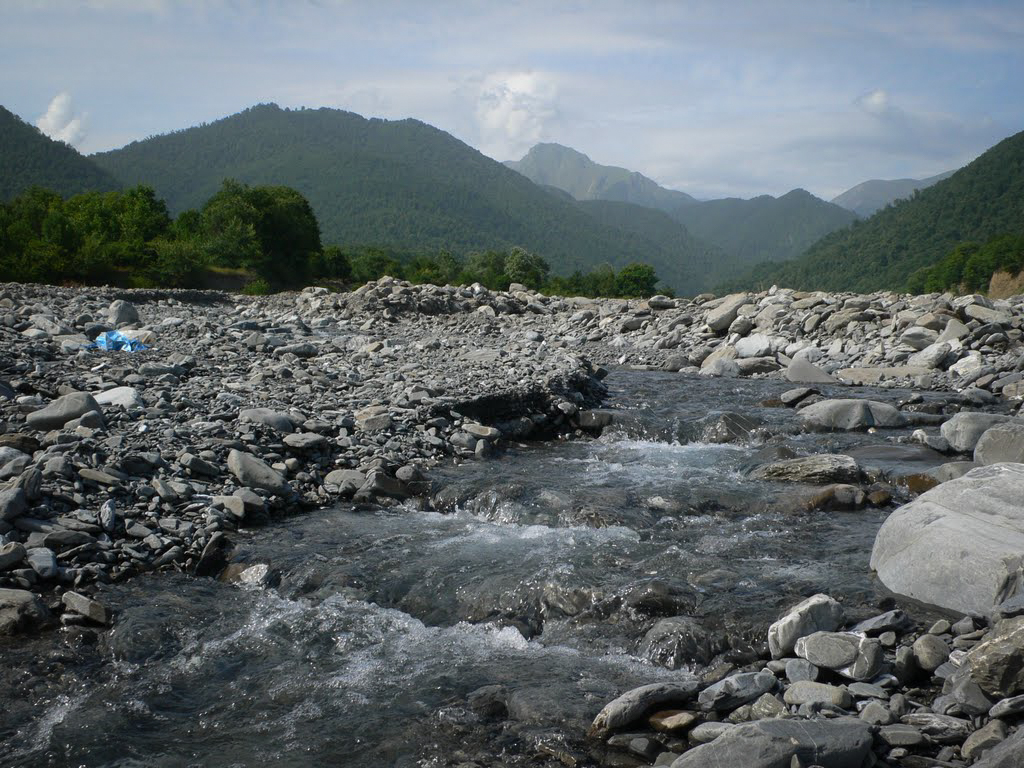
top-left (0, 371), bottom-right (950, 767)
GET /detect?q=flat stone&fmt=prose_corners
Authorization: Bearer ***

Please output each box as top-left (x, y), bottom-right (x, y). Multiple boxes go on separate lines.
top-left (878, 724), bottom-right (927, 747)
top-left (785, 356), bottom-right (837, 384)
top-left (62, 591), bottom-right (112, 625)
top-left (668, 719), bottom-right (872, 768)
top-left (870, 463), bottom-right (1024, 616)
top-left (282, 432), bottom-right (328, 450)
top-left (963, 719), bottom-right (1008, 762)
top-left (0, 541), bottom-right (27, 570)
top-left (901, 712), bottom-right (972, 744)
top-left (750, 454), bottom-right (859, 484)
top-left (94, 386), bottom-right (145, 409)
top-left (324, 469), bottom-right (367, 494)
top-left (26, 546), bottom-right (58, 579)
top-left (705, 293), bottom-right (749, 332)
top-left (26, 392), bottom-right (103, 431)
top-left (239, 408), bottom-right (297, 433)
top-left (226, 449), bottom-right (290, 496)
top-left (648, 709), bottom-right (699, 733)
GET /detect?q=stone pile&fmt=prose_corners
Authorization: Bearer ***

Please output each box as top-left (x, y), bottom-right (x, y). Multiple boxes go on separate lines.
top-left (589, 593), bottom-right (1024, 767)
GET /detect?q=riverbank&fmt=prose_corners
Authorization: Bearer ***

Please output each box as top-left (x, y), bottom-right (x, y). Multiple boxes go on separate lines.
top-left (2, 278), bottom-right (1024, 766)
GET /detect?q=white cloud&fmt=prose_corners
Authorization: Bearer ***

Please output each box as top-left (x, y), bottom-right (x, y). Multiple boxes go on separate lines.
top-left (474, 71), bottom-right (559, 160)
top-left (857, 88), bottom-right (891, 116)
top-left (36, 91), bottom-right (86, 146)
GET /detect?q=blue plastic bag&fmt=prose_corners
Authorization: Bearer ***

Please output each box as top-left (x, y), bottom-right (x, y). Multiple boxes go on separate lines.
top-left (88, 330), bottom-right (149, 353)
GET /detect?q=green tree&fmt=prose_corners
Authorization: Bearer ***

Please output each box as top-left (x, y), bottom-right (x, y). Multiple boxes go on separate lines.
top-left (615, 263), bottom-right (659, 297)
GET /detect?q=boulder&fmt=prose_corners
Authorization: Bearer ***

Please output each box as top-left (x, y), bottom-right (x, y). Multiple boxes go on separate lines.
top-left (795, 632), bottom-right (883, 681)
top-left (668, 718), bottom-right (873, 768)
top-left (107, 299), bottom-right (140, 326)
top-left (0, 588), bottom-right (50, 635)
top-left (226, 450), bottom-right (290, 495)
top-left (705, 293), bottom-right (749, 332)
top-left (870, 463), bottom-right (1024, 616)
top-left (974, 724), bottom-right (1024, 767)
top-left (965, 617), bottom-right (1024, 699)
top-left (734, 333), bottom-right (773, 358)
top-left (785, 356), bottom-right (837, 384)
top-left (239, 408), bottom-right (297, 433)
top-left (638, 617), bottom-right (717, 668)
top-left (749, 454), bottom-right (859, 485)
top-left (908, 342), bottom-right (952, 369)
top-left (768, 593), bottom-right (845, 659)
top-left (26, 391), bottom-right (103, 431)
top-left (975, 422), bottom-right (1024, 465)
top-left (698, 670), bottom-right (776, 711)
top-left (941, 412), bottom-right (1021, 453)
top-left (589, 680), bottom-right (700, 736)
top-left (799, 398), bottom-right (905, 431)
top-left (94, 386), bottom-right (145, 409)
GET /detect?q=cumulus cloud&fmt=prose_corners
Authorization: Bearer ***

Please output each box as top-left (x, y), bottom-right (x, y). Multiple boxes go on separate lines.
top-left (36, 91), bottom-right (86, 146)
top-left (475, 71), bottom-right (559, 159)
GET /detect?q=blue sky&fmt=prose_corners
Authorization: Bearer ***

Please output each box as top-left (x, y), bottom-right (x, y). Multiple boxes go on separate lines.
top-left (3, 0), bottom-right (1022, 199)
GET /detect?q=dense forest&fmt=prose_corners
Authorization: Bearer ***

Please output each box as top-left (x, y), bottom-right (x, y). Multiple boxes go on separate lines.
top-left (90, 104), bottom-right (704, 293)
top-left (906, 234), bottom-right (1024, 294)
top-left (0, 106), bottom-right (120, 200)
top-left (736, 129), bottom-right (1024, 293)
top-left (671, 188), bottom-right (858, 268)
top-left (0, 181), bottom-right (666, 298)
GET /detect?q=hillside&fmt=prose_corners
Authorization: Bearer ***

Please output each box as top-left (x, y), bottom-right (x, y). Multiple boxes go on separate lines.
top-left (575, 200), bottom-right (728, 293)
top-left (506, 143), bottom-right (697, 213)
top-left (0, 105), bottom-right (120, 200)
top-left (92, 104), bottom-right (712, 290)
top-left (831, 170), bottom-right (955, 217)
top-left (741, 129), bottom-right (1024, 293)
top-left (670, 189), bottom-right (859, 267)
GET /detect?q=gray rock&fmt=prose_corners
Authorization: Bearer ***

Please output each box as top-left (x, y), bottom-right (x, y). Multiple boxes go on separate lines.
top-left (589, 680), bottom-right (700, 736)
top-left (799, 398), bottom-right (906, 431)
top-left (324, 469), bottom-right (366, 494)
top-left (734, 333), bottom-right (773, 358)
top-left (706, 293), bottom-right (749, 332)
top-left (795, 632), bottom-right (883, 681)
top-left (783, 680), bottom-right (852, 708)
top-left (226, 450), bottom-right (290, 496)
top-left (975, 422), bottom-right (1024, 465)
top-left (62, 591), bottom-right (112, 625)
top-left (697, 670), bottom-right (776, 711)
top-left (908, 341), bottom-right (952, 369)
top-left (912, 633), bottom-right (949, 671)
top-left (639, 616), bottom-right (716, 668)
top-left (870, 463), bottom-right (1024, 616)
top-left (0, 588), bottom-right (50, 635)
top-left (94, 386), bottom-right (145, 409)
top-left (0, 541), bottom-right (27, 570)
top-left (851, 609), bottom-right (913, 636)
top-left (239, 408), bottom-right (297, 433)
top-left (26, 391), bottom-right (103, 431)
top-left (26, 546), bottom-right (58, 579)
top-left (669, 719), bottom-right (872, 768)
top-left (965, 616), bottom-right (1024, 699)
top-left (878, 723), bottom-right (927, 747)
top-left (0, 487), bottom-right (27, 521)
top-left (974, 725), bottom-right (1024, 768)
top-left (941, 412), bottom-right (1021, 453)
top-left (107, 299), bottom-right (139, 326)
top-left (282, 432), bottom-right (328, 451)
top-left (785, 356), bottom-right (838, 384)
top-left (749, 454), bottom-right (859, 484)
top-left (901, 712), bottom-right (972, 744)
top-left (273, 342), bottom-right (318, 358)
top-left (785, 658), bottom-right (820, 682)
top-left (963, 719), bottom-right (1008, 762)
top-left (767, 593), bottom-right (845, 658)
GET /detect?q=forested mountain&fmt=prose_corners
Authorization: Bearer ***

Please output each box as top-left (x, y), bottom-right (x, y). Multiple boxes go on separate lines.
top-left (92, 104), bottom-right (715, 292)
top-left (0, 105), bottom-right (120, 200)
top-left (738, 129), bottom-right (1024, 293)
top-left (506, 143), bottom-right (698, 213)
top-left (831, 170), bottom-right (956, 217)
top-left (670, 189), bottom-right (859, 267)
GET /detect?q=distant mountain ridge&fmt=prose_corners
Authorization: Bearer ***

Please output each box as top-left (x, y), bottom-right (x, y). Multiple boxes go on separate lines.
top-left (90, 103), bottom-right (719, 294)
top-left (739, 129), bottom-right (1024, 293)
top-left (505, 143), bottom-right (698, 213)
top-left (831, 170), bottom-right (956, 217)
top-left (0, 105), bottom-right (120, 200)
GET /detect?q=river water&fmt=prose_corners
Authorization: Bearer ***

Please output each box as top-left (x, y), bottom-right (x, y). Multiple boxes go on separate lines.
top-left (1, 371), bottom-right (950, 767)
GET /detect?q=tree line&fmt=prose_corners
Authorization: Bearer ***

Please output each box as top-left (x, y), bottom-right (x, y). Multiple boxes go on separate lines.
top-left (0, 180), bottom-right (664, 298)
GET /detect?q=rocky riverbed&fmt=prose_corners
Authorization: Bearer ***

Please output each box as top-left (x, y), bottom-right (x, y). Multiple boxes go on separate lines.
top-left (2, 278), bottom-right (1024, 767)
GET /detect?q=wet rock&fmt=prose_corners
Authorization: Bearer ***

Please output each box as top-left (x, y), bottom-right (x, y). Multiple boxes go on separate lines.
top-left (62, 591), bottom-right (112, 625)
top-left (590, 680), bottom-right (700, 736)
top-left (668, 718), bottom-right (872, 768)
top-left (870, 463), bottom-right (1024, 616)
top-left (749, 454), bottom-right (859, 484)
top-left (799, 398), bottom-right (905, 431)
top-left (697, 670), bottom-right (776, 711)
top-left (0, 588), bottom-right (50, 635)
top-left (767, 593), bottom-right (845, 658)
top-left (639, 617), bottom-right (717, 668)
top-left (324, 469), bottom-right (366, 494)
top-left (227, 449), bottom-right (290, 495)
top-left (26, 391), bottom-right (103, 431)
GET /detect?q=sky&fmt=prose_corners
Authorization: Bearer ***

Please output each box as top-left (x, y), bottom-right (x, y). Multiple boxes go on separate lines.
top-left (3, 0), bottom-right (1023, 200)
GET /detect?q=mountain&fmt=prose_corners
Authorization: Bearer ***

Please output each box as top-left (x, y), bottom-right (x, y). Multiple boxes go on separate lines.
top-left (505, 143), bottom-right (698, 213)
top-left (92, 103), bottom-right (718, 293)
top-left (0, 105), bottom-right (120, 200)
top-left (831, 170), bottom-right (956, 217)
top-left (670, 189), bottom-right (859, 268)
top-left (739, 129), bottom-right (1024, 293)
top-left (575, 200), bottom-right (729, 293)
